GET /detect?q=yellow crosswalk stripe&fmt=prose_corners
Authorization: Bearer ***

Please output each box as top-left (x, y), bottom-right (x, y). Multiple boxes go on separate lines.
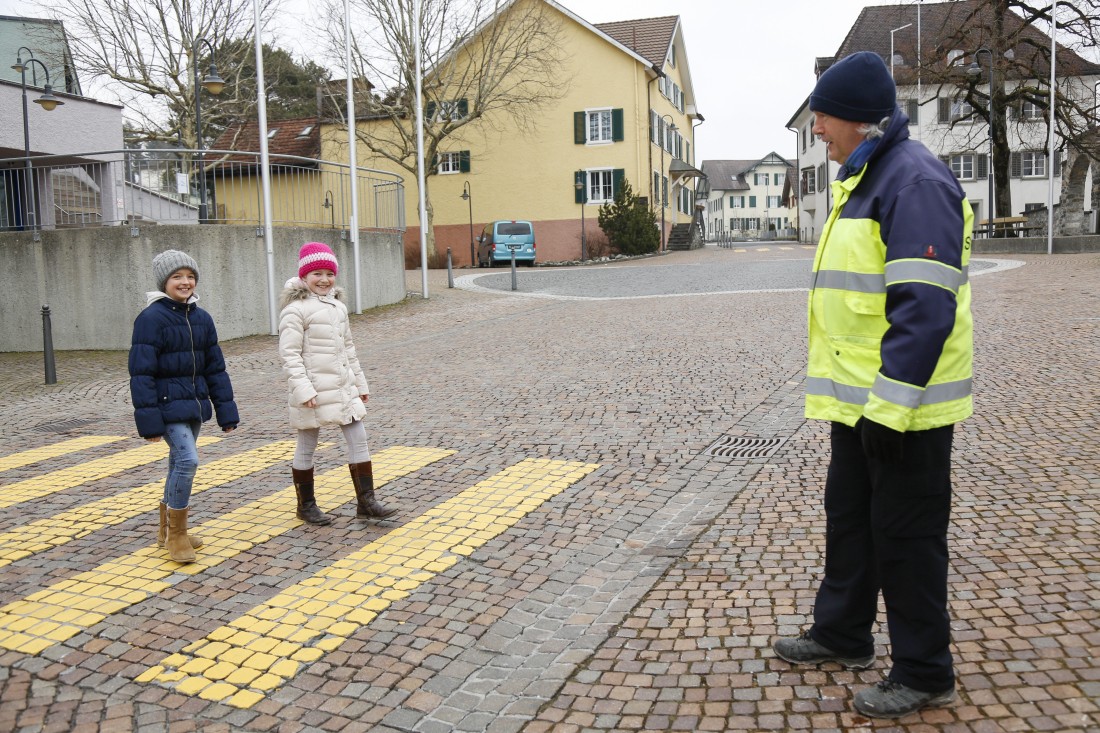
top-left (0, 446), bottom-right (453, 656)
top-left (0, 436), bottom-right (127, 473)
top-left (0, 441), bottom-right (300, 569)
top-left (0, 438), bottom-right (219, 510)
top-left (137, 458), bottom-right (598, 709)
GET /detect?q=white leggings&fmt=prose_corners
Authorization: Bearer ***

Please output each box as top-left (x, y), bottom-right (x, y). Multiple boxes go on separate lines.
top-left (292, 420), bottom-right (372, 469)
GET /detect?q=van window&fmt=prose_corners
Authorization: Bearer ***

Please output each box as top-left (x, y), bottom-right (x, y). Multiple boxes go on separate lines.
top-left (496, 222), bottom-right (532, 236)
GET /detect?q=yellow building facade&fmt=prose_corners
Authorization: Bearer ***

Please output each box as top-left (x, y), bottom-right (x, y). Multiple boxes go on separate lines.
top-left (320, 0), bottom-right (702, 267)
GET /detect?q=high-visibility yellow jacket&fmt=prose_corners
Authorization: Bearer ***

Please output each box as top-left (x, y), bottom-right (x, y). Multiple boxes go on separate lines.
top-left (807, 109), bottom-right (974, 432)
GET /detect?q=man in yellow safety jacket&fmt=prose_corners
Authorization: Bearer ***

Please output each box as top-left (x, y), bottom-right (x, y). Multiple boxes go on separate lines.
top-left (772, 51), bottom-right (974, 719)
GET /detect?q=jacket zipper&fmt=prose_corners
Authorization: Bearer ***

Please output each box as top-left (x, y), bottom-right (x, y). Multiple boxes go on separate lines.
top-left (185, 304), bottom-right (201, 417)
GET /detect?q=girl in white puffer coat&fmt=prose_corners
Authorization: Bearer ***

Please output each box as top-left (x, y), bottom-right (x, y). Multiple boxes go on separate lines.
top-left (278, 242), bottom-right (396, 525)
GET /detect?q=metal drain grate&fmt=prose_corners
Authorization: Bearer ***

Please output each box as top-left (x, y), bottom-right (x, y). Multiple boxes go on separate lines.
top-left (30, 418), bottom-right (101, 433)
top-left (703, 434), bottom-right (786, 459)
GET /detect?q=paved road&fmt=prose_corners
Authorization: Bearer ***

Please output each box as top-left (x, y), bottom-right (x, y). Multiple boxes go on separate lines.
top-left (0, 245), bottom-right (1096, 733)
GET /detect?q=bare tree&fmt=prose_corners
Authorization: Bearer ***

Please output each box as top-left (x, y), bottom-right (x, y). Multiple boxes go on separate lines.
top-left (905, 0), bottom-right (1100, 219)
top-left (318, 0), bottom-right (569, 262)
top-left (32, 0), bottom-right (270, 147)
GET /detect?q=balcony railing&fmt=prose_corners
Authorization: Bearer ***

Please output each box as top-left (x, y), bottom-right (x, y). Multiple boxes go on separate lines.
top-left (0, 149), bottom-right (406, 233)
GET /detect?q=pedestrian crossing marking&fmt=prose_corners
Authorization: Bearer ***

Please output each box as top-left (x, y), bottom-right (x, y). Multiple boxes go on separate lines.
top-left (0, 438), bottom-right (220, 510)
top-left (0, 441), bottom-right (302, 569)
top-left (137, 458), bottom-right (599, 708)
top-left (0, 446), bottom-right (452, 656)
top-left (0, 436), bottom-right (126, 473)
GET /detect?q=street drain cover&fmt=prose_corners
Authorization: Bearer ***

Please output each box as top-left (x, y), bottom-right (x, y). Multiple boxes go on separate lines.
top-left (703, 434), bottom-right (786, 459)
top-left (30, 418), bottom-right (100, 433)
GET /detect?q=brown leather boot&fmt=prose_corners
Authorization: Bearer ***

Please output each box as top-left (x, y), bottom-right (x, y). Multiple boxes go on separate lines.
top-left (165, 506), bottom-right (197, 563)
top-left (293, 467), bottom-right (334, 525)
top-left (159, 501), bottom-right (202, 549)
top-left (349, 461), bottom-right (397, 519)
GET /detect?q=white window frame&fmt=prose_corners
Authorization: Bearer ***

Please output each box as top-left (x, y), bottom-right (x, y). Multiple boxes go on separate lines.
top-left (1021, 101), bottom-right (1043, 120)
top-left (950, 154), bottom-right (975, 180)
top-left (588, 168), bottom-right (614, 204)
top-left (586, 108), bottom-right (613, 145)
top-left (437, 152), bottom-right (462, 174)
top-left (436, 100), bottom-right (466, 122)
top-left (1021, 151), bottom-right (1046, 178)
top-left (951, 99), bottom-right (975, 122)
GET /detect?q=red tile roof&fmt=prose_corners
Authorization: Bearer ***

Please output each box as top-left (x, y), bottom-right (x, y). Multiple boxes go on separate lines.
top-left (209, 116), bottom-right (322, 163)
top-left (594, 15), bottom-right (678, 67)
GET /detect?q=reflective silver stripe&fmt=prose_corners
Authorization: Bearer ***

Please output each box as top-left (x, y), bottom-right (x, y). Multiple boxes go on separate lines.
top-left (812, 270), bottom-right (886, 293)
top-left (872, 373), bottom-right (972, 407)
top-left (884, 260), bottom-right (967, 292)
top-left (806, 376), bottom-right (869, 405)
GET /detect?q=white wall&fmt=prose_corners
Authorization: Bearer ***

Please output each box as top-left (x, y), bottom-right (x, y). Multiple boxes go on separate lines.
top-left (0, 82), bottom-right (123, 158)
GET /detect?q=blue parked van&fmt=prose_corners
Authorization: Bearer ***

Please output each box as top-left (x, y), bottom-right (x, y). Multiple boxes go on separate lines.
top-left (477, 220), bottom-right (536, 267)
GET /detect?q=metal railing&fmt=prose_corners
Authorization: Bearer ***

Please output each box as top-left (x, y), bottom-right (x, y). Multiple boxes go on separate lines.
top-left (0, 148), bottom-right (406, 232)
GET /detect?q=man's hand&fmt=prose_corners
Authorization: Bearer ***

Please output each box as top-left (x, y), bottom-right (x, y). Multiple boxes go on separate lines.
top-left (858, 417), bottom-right (904, 464)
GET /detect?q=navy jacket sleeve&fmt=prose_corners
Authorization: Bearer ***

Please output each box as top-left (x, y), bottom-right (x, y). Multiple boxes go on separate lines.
top-left (878, 177), bottom-right (964, 389)
top-left (128, 310), bottom-right (165, 438)
top-left (200, 312), bottom-right (239, 429)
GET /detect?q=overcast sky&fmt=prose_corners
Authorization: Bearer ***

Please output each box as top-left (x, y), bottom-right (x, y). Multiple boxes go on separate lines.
top-left (9, 0), bottom-right (1062, 164)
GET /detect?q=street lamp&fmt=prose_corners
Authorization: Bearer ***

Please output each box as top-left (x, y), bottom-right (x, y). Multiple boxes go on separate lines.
top-left (574, 171), bottom-right (587, 261)
top-left (322, 190), bottom-right (335, 228)
top-left (890, 23), bottom-right (913, 79)
top-left (659, 113), bottom-right (677, 251)
top-left (967, 48), bottom-right (995, 227)
top-left (460, 181), bottom-right (474, 267)
top-left (12, 48), bottom-right (64, 234)
top-left (192, 37), bottom-right (226, 222)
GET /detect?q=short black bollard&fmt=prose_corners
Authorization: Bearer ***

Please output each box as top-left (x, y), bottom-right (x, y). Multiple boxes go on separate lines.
top-left (446, 248), bottom-right (454, 288)
top-left (42, 304), bottom-right (57, 385)
top-left (510, 249), bottom-right (517, 291)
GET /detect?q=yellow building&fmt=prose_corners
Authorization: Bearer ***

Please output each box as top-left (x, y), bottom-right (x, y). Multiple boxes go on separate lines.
top-left (322, 0), bottom-right (703, 267)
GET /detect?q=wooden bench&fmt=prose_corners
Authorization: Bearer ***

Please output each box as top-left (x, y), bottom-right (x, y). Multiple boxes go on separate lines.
top-left (976, 216), bottom-right (1034, 238)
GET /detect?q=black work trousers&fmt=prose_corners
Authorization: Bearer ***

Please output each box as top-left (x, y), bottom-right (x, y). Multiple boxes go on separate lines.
top-left (809, 421), bottom-right (955, 693)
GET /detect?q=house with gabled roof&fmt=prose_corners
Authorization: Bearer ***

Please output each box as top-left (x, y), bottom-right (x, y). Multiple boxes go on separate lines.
top-left (700, 154), bottom-right (796, 241)
top-left (787, 0), bottom-right (1100, 244)
top-left (328, 0), bottom-right (704, 265)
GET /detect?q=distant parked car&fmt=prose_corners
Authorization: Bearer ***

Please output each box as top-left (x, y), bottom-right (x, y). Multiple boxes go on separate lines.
top-left (477, 220), bottom-right (536, 267)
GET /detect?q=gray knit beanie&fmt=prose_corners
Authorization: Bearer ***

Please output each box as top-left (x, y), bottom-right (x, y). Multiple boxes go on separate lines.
top-left (152, 250), bottom-right (200, 292)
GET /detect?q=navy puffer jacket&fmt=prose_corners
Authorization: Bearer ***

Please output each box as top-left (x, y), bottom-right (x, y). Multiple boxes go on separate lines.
top-left (128, 294), bottom-right (239, 438)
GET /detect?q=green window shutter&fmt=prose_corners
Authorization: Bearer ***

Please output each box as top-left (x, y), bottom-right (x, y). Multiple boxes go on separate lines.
top-left (749, 195), bottom-right (757, 207)
top-left (685, 141), bottom-right (690, 164)
top-left (574, 112), bottom-right (586, 144)
top-left (426, 101), bottom-right (437, 121)
top-left (937, 97), bottom-right (949, 123)
top-left (613, 169), bottom-right (625, 198)
top-left (612, 108), bottom-right (624, 141)
top-left (1010, 152), bottom-right (1021, 178)
top-left (1053, 152), bottom-right (1061, 177)
top-left (906, 99), bottom-right (919, 120)
top-left (458, 98), bottom-right (469, 118)
top-left (728, 196), bottom-right (734, 207)
top-left (574, 170), bottom-right (586, 203)
top-left (431, 153), bottom-right (439, 170)
top-left (459, 151), bottom-right (470, 173)
top-left (977, 154), bottom-right (988, 179)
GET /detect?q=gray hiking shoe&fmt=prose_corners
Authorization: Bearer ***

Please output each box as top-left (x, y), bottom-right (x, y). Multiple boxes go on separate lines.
top-left (854, 679), bottom-right (957, 718)
top-left (772, 631), bottom-right (875, 669)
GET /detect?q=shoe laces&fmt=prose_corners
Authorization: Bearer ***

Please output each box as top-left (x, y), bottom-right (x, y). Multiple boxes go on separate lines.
top-left (876, 680), bottom-right (903, 693)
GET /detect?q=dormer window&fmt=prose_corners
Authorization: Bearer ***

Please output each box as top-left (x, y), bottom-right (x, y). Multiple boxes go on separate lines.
top-left (297, 125), bottom-right (314, 137)
top-left (947, 49), bottom-right (964, 66)
top-left (267, 129), bottom-right (279, 139)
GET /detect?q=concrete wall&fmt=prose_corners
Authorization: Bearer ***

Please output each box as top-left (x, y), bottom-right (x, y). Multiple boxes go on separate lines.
top-left (0, 225), bottom-right (406, 352)
top-left (973, 234), bottom-right (1100, 255)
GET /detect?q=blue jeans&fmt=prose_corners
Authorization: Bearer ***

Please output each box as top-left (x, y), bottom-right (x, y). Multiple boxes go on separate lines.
top-left (162, 420), bottom-right (201, 509)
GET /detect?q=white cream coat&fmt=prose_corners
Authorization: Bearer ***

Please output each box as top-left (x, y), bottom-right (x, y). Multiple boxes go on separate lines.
top-left (278, 282), bottom-right (369, 429)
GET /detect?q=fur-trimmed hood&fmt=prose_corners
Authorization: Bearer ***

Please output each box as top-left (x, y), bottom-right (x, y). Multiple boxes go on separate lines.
top-left (278, 278), bottom-right (346, 310)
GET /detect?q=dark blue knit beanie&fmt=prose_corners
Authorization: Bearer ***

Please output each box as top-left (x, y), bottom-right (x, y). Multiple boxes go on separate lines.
top-left (809, 51), bottom-right (897, 123)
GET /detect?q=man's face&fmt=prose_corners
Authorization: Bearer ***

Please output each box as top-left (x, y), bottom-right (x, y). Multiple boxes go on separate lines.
top-left (811, 111), bottom-right (866, 165)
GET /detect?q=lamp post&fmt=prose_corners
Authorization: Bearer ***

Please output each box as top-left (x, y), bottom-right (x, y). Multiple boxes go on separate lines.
top-left (192, 37), bottom-right (226, 222)
top-left (574, 171), bottom-right (587, 261)
top-left (967, 48), bottom-right (995, 227)
top-left (322, 190), bottom-right (335, 228)
top-left (659, 114), bottom-right (677, 251)
top-left (890, 23), bottom-right (913, 79)
top-left (12, 49), bottom-right (64, 234)
top-left (460, 181), bottom-right (474, 267)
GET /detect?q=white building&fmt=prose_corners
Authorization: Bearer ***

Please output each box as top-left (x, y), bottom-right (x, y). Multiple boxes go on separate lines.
top-left (700, 153), bottom-right (796, 240)
top-left (787, 0), bottom-right (1100, 243)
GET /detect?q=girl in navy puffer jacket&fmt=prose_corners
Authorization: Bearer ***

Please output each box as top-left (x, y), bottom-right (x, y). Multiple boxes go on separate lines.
top-left (129, 249), bottom-right (238, 563)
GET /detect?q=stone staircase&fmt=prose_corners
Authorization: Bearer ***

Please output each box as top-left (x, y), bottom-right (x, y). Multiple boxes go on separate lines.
top-left (667, 222), bottom-right (703, 250)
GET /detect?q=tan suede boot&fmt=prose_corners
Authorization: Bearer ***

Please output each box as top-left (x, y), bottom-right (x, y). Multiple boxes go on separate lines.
top-left (159, 502), bottom-right (202, 549)
top-left (165, 506), bottom-right (197, 563)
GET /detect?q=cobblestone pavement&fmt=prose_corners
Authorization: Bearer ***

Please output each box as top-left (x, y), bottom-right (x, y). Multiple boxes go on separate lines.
top-left (0, 244), bottom-right (1097, 733)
